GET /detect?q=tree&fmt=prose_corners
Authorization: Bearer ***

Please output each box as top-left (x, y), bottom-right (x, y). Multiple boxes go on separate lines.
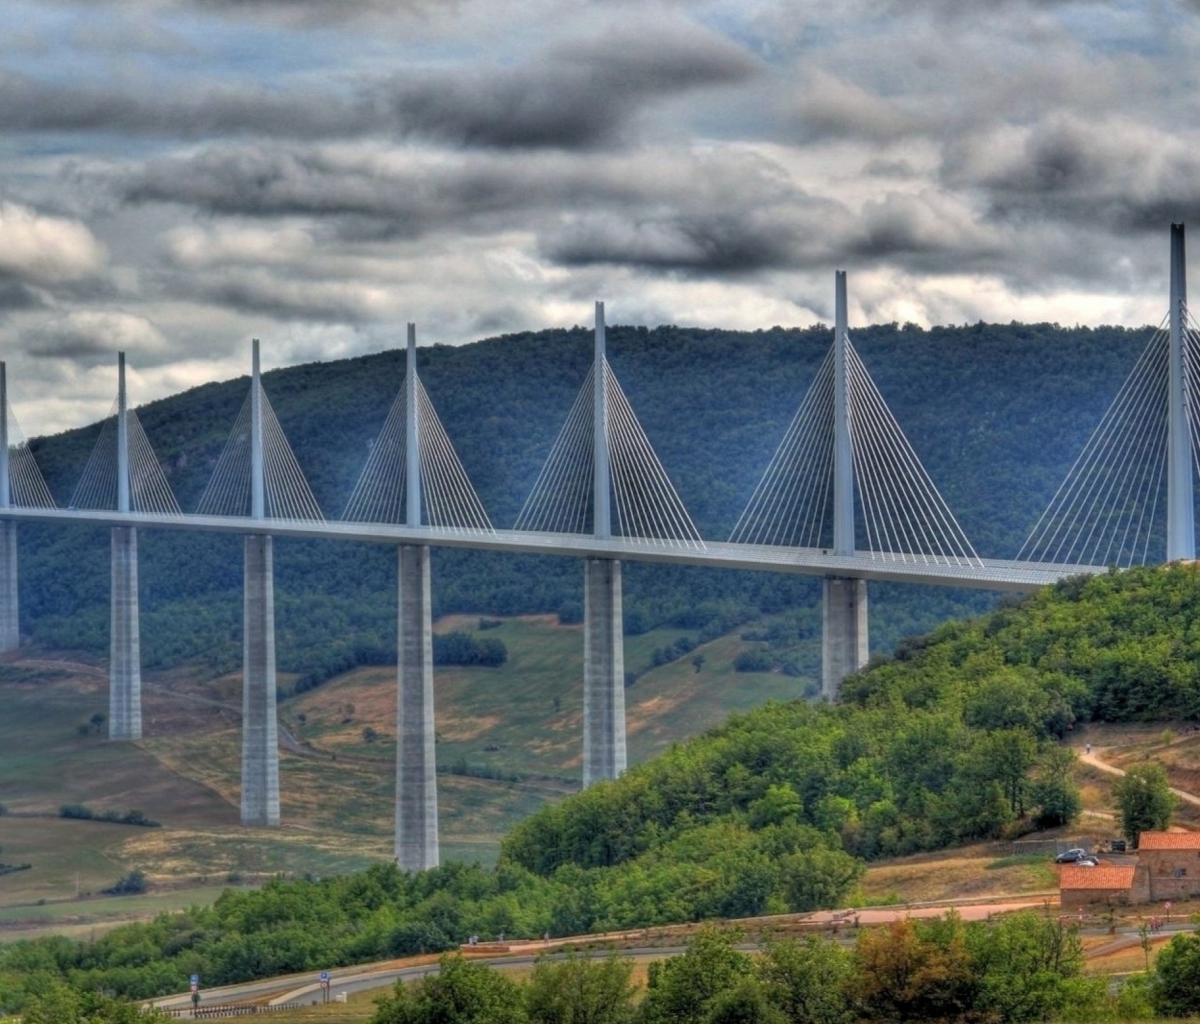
top-left (851, 917), bottom-right (977, 1022)
top-left (1113, 761), bottom-right (1175, 846)
top-left (526, 953), bottom-right (636, 1024)
top-left (1150, 931), bottom-right (1200, 1018)
top-left (640, 927), bottom-right (753, 1024)
top-left (1029, 747), bottom-right (1082, 828)
top-left (370, 954), bottom-right (527, 1024)
top-left (701, 978), bottom-right (787, 1024)
top-left (757, 937), bottom-right (853, 1024)
top-left (966, 911), bottom-right (1099, 1022)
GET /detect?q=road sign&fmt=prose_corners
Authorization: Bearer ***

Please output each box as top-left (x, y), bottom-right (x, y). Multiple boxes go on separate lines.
top-left (320, 971), bottom-right (330, 982)
top-left (190, 975), bottom-right (199, 986)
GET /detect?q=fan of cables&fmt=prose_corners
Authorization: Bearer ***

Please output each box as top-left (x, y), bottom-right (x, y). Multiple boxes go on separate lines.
top-left (70, 400), bottom-right (180, 515)
top-left (514, 362), bottom-right (702, 547)
top-left (341, 375), bottom-right (492, 530)
top-left (732, 336), bottom-right (979, 566)
top-left (195, 380), bottom-right (323, 521)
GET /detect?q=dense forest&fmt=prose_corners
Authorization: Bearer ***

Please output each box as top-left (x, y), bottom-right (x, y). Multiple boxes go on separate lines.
top-left (9, 562), bottom-right (1200, 1011)
top-left (14, 321), bottom-right (1155, 682)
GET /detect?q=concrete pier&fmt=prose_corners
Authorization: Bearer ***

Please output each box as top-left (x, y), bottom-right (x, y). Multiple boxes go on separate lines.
top-left (583, 557), bottom-right (626, 786)
top-left (241, 533), bottom-right (280, 826)
top-left (821, 576), bottom-right (868, 699)
top-left (109, 526), bottom-right (141, 739)
top-left (396, 543), bottom-right (438, 870)
top-left (0, 522), bottom-right (17, 653)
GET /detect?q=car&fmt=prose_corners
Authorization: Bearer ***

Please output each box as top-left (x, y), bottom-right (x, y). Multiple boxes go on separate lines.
top-left (1055, 848), bottom-right (1090, 863)
top-left (1076, 857), bottom-right (1099, 867)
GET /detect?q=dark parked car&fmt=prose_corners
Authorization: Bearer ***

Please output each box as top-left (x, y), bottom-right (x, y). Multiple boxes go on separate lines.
top-left (1054, 848), bottom-right (1090, 863)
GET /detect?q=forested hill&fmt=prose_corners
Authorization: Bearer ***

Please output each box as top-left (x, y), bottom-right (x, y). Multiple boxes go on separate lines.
top-left (18, 321), bottom-right (1149, 680)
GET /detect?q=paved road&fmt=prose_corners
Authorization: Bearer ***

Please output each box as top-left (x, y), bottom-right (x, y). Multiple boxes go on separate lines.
top-left (147, 899), bottom-right (1051, 1011)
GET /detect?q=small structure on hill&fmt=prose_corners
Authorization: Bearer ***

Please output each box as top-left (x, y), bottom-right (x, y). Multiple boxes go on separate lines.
top-left (1134, 831), bottom-right (1200, 900)
top-left (1059, 865), bottom-right (1138, 909)
top-left (1057, 831), bottom-right (1200, 907)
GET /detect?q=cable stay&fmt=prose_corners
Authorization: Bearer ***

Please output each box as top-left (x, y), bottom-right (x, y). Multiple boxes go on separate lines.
top-left (5, 403), bottom-right (55, 509)
top-left (515, 362), bottom-right (703, 547)
top-left (195, 379), bottom-right (323, 521)
top-left (732, 336), bottom-right (980, 566)
top-left (341, 374), bottom-right (492, 531)
top-left (1020, 321), bottom-right (1171, 567)
top-left (70, 398), bottom-right (181, 516)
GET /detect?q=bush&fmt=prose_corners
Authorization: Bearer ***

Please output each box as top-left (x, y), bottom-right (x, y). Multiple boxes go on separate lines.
top-left (103, 870), bottom-right (147, 895)
top-left (59, 804), bottom-right (94, 820)
top-left (734, 650), bottom-right (773, 673)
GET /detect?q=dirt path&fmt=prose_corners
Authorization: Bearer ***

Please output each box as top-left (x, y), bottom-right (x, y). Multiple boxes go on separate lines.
top-left (1079, 746), bottom-right (1200, 809)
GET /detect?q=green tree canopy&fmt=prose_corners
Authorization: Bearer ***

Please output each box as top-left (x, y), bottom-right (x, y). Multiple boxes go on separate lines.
top-left (1113, 761), bottom-right (1175, 846)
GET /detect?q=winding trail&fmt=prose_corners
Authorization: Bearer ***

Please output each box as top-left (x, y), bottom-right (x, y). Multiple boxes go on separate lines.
top-left (1078, 744), bottom-right (1200, 810)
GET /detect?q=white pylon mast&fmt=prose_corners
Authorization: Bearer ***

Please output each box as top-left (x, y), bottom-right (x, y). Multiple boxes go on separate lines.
top-left (406, 323), bottom-right (421, 527)
top-left (1168, 223), bottom-right (1195, 560)
top-left (833, 271), bottom-right (854, 557)
top-left (593, 302), bottom-right (611, 540)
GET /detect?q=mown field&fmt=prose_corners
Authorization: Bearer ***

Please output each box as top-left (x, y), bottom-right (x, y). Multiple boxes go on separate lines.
top-left (0, 613), bottom-right (804, 932)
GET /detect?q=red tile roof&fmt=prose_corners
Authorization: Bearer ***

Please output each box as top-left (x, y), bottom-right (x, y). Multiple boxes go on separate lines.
top-left (1059, 865), bottom-right (1136, 891)
top-left (1138, 831), bottom-right (1200, 850)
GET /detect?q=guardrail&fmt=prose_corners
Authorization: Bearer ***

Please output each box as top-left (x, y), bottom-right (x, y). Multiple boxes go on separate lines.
top-left (154, 1003), bottom-right (302, 1017)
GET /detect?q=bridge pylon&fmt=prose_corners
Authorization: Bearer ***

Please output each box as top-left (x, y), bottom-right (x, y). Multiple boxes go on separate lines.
top-left (70, 352), bottom-right (180, 740)
top-left (515, 303), bottom-right (701, 786)
top-left (823, 272), bottom-right (869, 696)
top-left (196, 339), bottom-right (324, 827)
top-left (1020, 223), bottom-right (1200, 568)
top-left (0, 365), bottom-right (55, 654)
top-left (341, 325), bottom-right (491, 870)
top-left (732, 272), bottom-right (979, 697)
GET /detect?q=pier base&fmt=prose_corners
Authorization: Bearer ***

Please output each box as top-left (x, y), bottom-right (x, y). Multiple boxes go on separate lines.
top-left (583, 558), bottom-right (626, 786)
top-left (822, 576), bottom-right (868, 700)
top-left (396, 544), bottom-right (439, 871)
top-left (242, 534), bottom-right (280, 827)
top-left (109, 526), bottom-right (141, 740)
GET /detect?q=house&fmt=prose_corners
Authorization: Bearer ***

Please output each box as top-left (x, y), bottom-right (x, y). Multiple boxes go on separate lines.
top-left (1135, 831), bottom-right (1200, 900)
top-left (1059, 864), bottom-right (1139, 909)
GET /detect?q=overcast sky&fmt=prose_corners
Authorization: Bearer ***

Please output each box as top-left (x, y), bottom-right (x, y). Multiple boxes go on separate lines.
top-left (1, 0), bottom-right (1197, 435)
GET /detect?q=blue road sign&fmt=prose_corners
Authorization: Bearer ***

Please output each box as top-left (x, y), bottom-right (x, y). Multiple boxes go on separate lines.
top-left (190, 975), bottom-right (199, 986)
top-left (319, 971), bottom-right (330, 982)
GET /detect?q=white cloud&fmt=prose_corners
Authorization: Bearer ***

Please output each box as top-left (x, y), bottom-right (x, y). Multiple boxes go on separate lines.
top-left (0, 202), bottom-right (105, 284)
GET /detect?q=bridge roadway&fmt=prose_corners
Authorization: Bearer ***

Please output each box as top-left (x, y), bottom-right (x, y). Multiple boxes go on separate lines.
top-left (0, 506), bottom-right (1099, 593)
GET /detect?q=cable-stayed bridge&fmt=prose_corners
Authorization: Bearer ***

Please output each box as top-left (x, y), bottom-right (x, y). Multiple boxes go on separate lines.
top-left (2, 226), bottom-right (1198, 869)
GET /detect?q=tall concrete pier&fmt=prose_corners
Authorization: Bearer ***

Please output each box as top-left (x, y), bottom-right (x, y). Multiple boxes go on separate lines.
top-left (823, 271), bottom-right (868, 698)
top-left (584, 556), bottom-right (625, 784)
top-left (583, 302), bottom-right (627, 785)
top-left (395, 324), bottom-right (439, 870)
top-left (110, 353), bottom-right (142, 740)
top-left (396, 544), bottom-right (438, 869)
top-left (242, 340), bottom-right (280, 826)
top-left (0, 364), bottom-right (17, 653)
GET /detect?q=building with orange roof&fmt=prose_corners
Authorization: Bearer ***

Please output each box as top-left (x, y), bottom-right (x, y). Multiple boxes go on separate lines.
top-left (1059, 864), bottom-right (1138, 909)
top-left (1136, 831), bottom-right (1200, 900)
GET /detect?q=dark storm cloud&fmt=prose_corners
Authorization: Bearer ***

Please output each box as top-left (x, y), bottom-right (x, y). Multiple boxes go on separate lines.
top-left (0, 22), bottom-right (757, 150)
top-left (0, 72), bottom-right (368, 139)
top-left (121, 141), bottom-right (846, 275)
top-left (949, 116), bottom-right (1200, 233)
top-left (0, 279), bottom-right (44, 311)
top-left (377, 23), bottom-right (761, 149)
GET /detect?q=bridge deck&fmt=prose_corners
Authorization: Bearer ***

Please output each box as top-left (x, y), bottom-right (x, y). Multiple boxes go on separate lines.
top-left (0, 508), bottom-right (1102, 592)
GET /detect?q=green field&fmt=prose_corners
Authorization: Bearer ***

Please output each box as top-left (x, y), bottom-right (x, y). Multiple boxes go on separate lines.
top-left (0, 614), bottom-right (811, 934)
